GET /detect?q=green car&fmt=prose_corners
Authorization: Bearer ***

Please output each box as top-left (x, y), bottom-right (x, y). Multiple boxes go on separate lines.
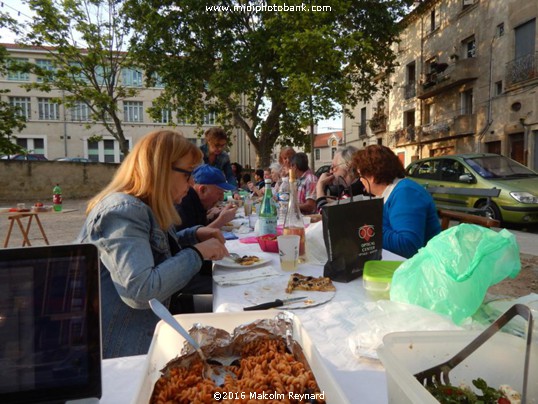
top-left (405, 154), bottom-right (538, 225)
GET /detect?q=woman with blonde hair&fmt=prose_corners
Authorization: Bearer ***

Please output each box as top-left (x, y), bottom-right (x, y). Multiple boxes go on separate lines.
top-left (78, 130), bottom-right (228, 358)
top-left (278, 146), bottom-right (296, 177)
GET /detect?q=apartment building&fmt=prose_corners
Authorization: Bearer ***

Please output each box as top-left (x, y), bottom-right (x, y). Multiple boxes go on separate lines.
top-left (344, 0), bottom-right (538, 170)
top-left (0, 44), bottom-right (254, 166)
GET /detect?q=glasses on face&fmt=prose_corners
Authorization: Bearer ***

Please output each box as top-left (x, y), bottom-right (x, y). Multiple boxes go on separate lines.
top-left (211, 142), bottom-right (227, 150)
top-left (330, 162), bottom-right (347, 172)
top-left (172, 166), bottom-right (193, 182)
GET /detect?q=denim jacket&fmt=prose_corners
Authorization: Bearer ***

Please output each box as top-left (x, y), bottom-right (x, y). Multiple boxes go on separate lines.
top-left (77, 193), bottom-right (203, 358)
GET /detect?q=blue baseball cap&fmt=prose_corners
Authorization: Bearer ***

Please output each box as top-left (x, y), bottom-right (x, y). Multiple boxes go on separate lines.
top-left (193, 164), bottom-right (236, 191)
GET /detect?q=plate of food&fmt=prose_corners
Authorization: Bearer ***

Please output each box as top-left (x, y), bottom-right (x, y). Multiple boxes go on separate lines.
top-left (213, 253), bottom-right (271, 269)
top-left (244, 273), bottom-right (337, 309)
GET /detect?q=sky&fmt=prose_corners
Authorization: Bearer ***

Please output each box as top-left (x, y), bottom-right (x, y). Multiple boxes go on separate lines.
top-left (1, 0), bottom-right (343, 133)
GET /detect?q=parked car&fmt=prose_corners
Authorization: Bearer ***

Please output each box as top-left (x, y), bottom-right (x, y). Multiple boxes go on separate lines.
top-left (0, 154), bottom-right (48, 161)
top-left (315, 164), bottom-right (331, 178)
top-left (405, 154), bottom-right (538, 224)
top-left (55, 157), bottom-right (93, 163)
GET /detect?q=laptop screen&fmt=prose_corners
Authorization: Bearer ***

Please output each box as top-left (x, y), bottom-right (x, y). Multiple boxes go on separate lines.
top-left (0, 244), bottom-right (101, 404)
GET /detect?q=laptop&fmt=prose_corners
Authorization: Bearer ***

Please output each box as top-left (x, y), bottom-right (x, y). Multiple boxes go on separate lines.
top-left (0, 244), bottom-right (101, 404)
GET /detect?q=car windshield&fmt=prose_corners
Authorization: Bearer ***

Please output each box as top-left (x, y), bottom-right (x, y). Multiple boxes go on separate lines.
top-left (464, 155), bottom-right (538, 179)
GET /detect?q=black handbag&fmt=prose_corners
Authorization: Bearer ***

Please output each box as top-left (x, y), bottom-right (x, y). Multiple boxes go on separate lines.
top-left (322, 194), bottom-right (383, 282)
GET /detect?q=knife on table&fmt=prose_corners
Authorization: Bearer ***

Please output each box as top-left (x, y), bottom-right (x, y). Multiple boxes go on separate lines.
top-left (243, 296), bottom-right (307, 311)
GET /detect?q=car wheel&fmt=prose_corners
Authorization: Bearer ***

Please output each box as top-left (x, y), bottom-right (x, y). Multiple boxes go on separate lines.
top-left (476, 200), bottom-right (502, 222)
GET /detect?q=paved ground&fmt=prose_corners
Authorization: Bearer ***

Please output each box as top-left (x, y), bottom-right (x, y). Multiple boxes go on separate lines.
top-left (1, 198), bottom-right (536, 298)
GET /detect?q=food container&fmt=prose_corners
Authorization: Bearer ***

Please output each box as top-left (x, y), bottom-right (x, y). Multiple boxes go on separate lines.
top-left (362, 260), bottom-right (402, 299)
top-left (377, 330), bottom-right (537, 404)
top-left (257, 234), bottom-right (279, 252)
top-left (133, 311), bottom-right (349, 404)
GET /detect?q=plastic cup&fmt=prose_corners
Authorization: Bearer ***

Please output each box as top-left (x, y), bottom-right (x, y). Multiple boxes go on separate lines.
top-left (244, 199), bottom-right (253, 216)
top-left (249, 214), bottom-right (258, 230)
top-left (303, 216), bottom-right (311, 226)
top-left (277, 235), bottom-right (300, 272)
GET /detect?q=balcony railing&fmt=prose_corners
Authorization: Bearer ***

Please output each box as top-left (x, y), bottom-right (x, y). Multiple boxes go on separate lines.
top-left (359, 122), bottom-right (367, 137)
top-left (368, 113), bottom-right (387, 133)
top-left (506, 52), bottom-right (538, 87)
top-left (404, 81), bottom-right (416, 99)
top-left (418, 58), bottom-right (478, 99)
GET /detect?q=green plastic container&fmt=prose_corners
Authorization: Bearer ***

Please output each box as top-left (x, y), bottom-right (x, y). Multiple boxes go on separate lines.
top-left (363, 261), bottom-right (403, 300)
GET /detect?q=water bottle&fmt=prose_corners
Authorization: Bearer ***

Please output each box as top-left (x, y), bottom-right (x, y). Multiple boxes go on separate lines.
top-left (257, 179), bottom-right (277, 236)
top-left (283, 171), bottom-right (305, 257)
top-left (277, 177), bottom-right (290, 224)
top-left (52, 184), bottom-right (62, 212)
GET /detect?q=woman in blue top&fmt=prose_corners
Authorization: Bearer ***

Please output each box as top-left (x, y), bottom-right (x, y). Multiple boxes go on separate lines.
top-left (77, 130), bottom-right (229, 358)
top-left (352, 145), bottom-right (441, 258)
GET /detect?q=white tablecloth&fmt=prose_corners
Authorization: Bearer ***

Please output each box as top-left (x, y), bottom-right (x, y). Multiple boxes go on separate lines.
top-left (213, 238), bottom-right (404, 404)
top-left (101, 236), bottom-right (404, 404)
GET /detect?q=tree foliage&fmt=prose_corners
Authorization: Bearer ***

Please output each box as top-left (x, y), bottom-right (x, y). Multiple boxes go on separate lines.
top-left (124, 0), bottom-right (412, 166)
top-left (0, 13), bottom-right (26, 156)
top-left (19, 0), bottom-right (140, 156)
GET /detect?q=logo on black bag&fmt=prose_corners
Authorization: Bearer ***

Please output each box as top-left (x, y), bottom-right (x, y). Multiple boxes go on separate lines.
top-left (358, 224), bottom-right (375, 242)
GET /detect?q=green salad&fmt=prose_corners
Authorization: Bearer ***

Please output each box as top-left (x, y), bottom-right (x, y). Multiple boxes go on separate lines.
top-left (426, 378), bottom-right (520, 404)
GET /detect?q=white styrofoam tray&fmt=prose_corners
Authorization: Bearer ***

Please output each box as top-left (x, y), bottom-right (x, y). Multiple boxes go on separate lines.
top-left (377, 330), bottom-right (537, 404)
top-left (133, 311), bottom-right (349, 404)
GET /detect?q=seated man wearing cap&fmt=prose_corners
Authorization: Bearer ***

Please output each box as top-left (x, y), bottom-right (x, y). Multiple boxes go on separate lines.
top-left (175, 164), bottom-right (238, 232)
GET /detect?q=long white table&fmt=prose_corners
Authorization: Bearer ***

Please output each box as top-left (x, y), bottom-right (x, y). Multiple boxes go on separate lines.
top-left (101, 236), bottom-right (404, 403)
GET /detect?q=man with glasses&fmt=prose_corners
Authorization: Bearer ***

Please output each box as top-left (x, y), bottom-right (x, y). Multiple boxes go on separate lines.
top-left (200, 127), bottom-right (238, 188)
top-left (315, 146), bottom-right (366, 212)
top-left (175, 164), bottom-right (237, 231)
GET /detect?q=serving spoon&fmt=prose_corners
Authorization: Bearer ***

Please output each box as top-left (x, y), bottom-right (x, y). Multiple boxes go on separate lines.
top-left (148, 298), bottom-right (237, 386)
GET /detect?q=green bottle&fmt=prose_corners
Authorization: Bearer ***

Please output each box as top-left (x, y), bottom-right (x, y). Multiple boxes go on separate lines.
top-left (257, 179), bottom-right (277, 235)
top-left (53, 184), bottom-right (62, 212)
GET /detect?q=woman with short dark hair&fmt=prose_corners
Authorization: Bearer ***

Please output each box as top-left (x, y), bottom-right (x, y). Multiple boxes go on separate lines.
top-left (352, 145), bottom-right (440, 258)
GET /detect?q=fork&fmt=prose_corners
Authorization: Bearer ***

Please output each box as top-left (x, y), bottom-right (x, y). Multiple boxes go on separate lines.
top-left (414, 304), bottom-right (533, 401)
top-left (226, 253), bottom-right (242, 263)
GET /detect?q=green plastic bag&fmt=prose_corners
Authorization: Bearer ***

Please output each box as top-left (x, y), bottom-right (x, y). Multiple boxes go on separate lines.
top-left (390, 224), bottom-right (521, 324)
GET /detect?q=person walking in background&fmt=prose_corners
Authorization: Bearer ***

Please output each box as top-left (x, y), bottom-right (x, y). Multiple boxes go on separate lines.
top-left (316, 145), bottom-right (365, 212)
top-left (278, 146), bottom-right (296, 178)
top-left (351, 145), bottom-right (441, 258)
top-left (290, 152), bottom-right (317, 215)
top-left (77, 130), bottom-right (229, 358)
top-left (175, 164), bottom-right (238, 231)
top-left (200, 127), bottom-right (237, 187)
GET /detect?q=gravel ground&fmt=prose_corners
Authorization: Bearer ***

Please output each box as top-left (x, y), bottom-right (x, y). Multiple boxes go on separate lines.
top-left (1, 198), bottom-right (536, 298)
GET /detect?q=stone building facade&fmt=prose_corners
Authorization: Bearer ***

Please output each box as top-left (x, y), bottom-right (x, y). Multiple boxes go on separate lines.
top-left (0, 44), bottom-right (254, 167)
top-left (344, 0), bottom-right (538, 170)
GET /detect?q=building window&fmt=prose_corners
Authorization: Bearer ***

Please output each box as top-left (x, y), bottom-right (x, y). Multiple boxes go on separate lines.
top-left (7, 58), bottom-right (30, 81)
top-left (123, 101), bottom-right (144, 122)
top-left (424, 103), bottom-right (434, 125)
top-left (16, 137), bottom-right (45, 156)
top-left (462, 0), bottom-right (475, 8)
top-left (330, 147), bottom-right (337, 159)
top-left (155, 108), bottom-right (172, 124)
top-left (9, 96), bottom-right (31, 119)
top-left (122, 68), bottom-right (143, 87)
top-left (359, 107), bottom-right (367, 136)
top-left (495, 81), bottom-right (503, 96)
top-left (430, 8), bottom-right (436, 32)
top-left (204, 111), bottom-right (216, 125)
top-left (86, 137), bottom-right (129, 163)
top-left (35, 59), bottom-right (55, 82)
top-left (38, 98), bottom-right (60, 120)
top-left (150, 73), bottom-right (165, 88)
top-left (405, 62), bottom-right (416, 99)
top-left (496, 23), bottom-right (504, 37)
top-left (461, 89), bottom-right (473, 115)
top-left (70, 101), bottom-right (91, 121)
top-left (315, 149), bottom-right (320, 160)
top-left (462, 35), bottom-right (476, 58)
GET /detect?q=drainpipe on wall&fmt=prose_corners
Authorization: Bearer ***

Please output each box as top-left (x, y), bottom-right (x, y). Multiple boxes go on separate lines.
top-left (477, 36), bottom-right (498, 153)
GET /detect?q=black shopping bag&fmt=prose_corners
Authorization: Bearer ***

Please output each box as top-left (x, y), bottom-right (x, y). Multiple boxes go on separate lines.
top-left (322, 196), bottom-right (383, 282)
